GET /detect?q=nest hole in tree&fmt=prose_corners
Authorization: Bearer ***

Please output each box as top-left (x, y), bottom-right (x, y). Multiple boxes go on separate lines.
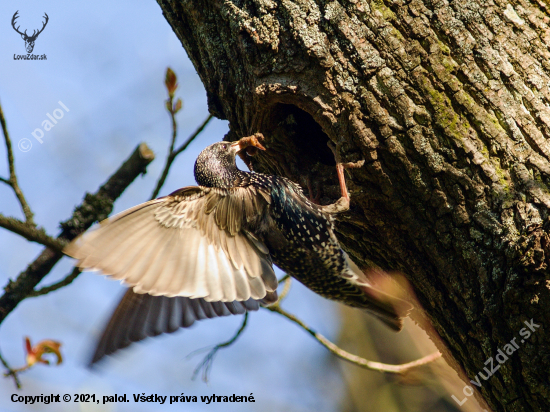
top-left (252, 103), bottom-right (339, 202)
top-left (269, 103), bottom-right (335, 166)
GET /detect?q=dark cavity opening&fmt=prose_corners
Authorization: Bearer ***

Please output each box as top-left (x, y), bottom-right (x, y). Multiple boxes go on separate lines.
top-left (269, 104), bottom-right (335, 167)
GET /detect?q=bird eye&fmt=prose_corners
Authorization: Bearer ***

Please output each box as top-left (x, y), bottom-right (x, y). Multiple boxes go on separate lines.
top-left (221, 144), bottom-right (228, 149)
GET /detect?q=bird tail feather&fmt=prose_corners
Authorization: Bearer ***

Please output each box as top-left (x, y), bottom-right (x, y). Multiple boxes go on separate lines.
top-left (345, 253), bottom-right (413, 331)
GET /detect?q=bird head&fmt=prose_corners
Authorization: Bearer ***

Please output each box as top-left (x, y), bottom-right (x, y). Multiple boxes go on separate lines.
top-left (194, 137), bottom-right (265, 188)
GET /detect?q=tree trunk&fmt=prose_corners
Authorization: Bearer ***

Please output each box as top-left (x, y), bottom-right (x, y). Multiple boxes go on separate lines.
top-left (156, 0), bottom-right (550, 410)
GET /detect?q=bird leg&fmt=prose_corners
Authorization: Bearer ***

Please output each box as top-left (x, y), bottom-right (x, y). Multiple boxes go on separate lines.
top-left (322, 142), bottom-right (365, 215)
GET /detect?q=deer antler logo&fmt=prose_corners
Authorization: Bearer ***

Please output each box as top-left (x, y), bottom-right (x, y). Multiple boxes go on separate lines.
top-left (12, 11), bottom-right (49, 54)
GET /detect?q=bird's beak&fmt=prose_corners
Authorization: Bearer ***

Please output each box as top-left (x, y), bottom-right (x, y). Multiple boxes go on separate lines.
top-left (230, 141), bottom-right (242, 154)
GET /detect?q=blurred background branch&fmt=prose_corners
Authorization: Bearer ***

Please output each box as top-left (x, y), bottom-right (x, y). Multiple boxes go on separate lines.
top-left (190, 312), bottom-right (249, 382)
top-left (28, 267), bottom-right (81, 298)
top-left (0, 100), bottom-right (34, 224)
top-left (265, 302), bottom-right (441, 374)
top-left (0, 214), bottom-right (62, 251)
top-left (0, 348), bottom-right (21, 389)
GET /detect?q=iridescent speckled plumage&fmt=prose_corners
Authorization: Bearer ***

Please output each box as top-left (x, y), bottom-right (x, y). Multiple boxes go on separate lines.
top-left (65, 138), bottom-right (411, 364)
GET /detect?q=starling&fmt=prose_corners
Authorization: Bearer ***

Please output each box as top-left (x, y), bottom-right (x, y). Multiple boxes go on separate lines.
top-left (65, 136), bottom-right (411, 364)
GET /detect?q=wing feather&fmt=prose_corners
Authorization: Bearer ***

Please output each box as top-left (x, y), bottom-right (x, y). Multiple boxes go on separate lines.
top-left (117, 225), bottom-right (170, 287)
top-left (80, 209), bottom-right (159, 275)
top-left (85, 284), bottom-right (268, 364)
top-left (217, 248), bottom-right (237, 301)
top-left (129, 228), bottom-right (178, 293)
top-left (204, 244), bottom-right (221, 301)
top-left (65, 186), bottom-right (277, 302)
top-left (151, 230), bottom-right (193, 297)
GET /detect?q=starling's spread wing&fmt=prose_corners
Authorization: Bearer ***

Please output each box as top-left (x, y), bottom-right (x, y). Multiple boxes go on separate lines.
top-left (90, 289), bottom-right (261, 364)
top-left (65, 186), bottom-right (277, 302)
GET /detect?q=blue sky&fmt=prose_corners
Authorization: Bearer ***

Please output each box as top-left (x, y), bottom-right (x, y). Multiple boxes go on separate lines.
top-left (0, 1), bottom-right (344, 411)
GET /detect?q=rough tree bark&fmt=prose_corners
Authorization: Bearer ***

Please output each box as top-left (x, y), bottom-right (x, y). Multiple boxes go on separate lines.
top-left (156, 0), bottom-right (550, 410)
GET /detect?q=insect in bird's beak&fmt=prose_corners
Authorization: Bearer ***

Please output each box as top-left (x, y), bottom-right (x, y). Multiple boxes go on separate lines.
top-left (231, 134), bottom-right (266, 157)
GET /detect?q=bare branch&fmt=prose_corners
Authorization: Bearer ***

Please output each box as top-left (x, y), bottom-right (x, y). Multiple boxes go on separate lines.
top-left (0, 214), bottom-right (64, 252)
top-left (189, 312), bottom-right (248, 382)
top-left (29, 267), bottom-right (81, 297)
top-left (0, 143), bottom-right (155, 325)
top-left (265, 304), bottom-right (441, 374)
top-left (0, 100), bottom-right (34, 224)
top-left (0, 349), bottom-right (21, 389)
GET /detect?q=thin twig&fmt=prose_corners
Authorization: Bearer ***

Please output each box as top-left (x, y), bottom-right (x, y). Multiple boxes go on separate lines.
top-left (29, 267), bottom-right (81, 297)
top-left (265, 304), bottom-right (441, 373)
top-left (150, 114), bottom-right (213, 200)
top-left (0, 100), bottom-right (34, 224)
top-left (151, 91), bottom-right (179, 200)
top-left (277, 276), bottom-right (292, 302)
top-left (168, 99), bottom-right (178, 155)
top-left (0, 214), bottom-right (64, 252)
top-left (0, 349), bottom-right (21, 389)
top-left (173, 114), bottom-right (213, 157)
top-left (189, 312), bottom-right (249, 382)
top-left (277, 273), bottom-right (290, 284)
